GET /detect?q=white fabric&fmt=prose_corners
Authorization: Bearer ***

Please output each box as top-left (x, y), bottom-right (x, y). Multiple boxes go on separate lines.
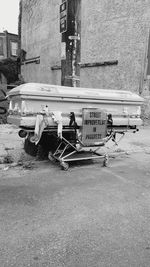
top-left (51, 111), bottom-right (63, 139)
top-left (34, 114), bottom-right (48, 144)
top-left (21, 101), bottom-right (27, 114)
top-left (32, 111), bottom-right (63, 144)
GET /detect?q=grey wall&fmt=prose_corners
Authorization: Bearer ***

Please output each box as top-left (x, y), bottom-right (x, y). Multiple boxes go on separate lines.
top-left (21, 0), bottom-right (61, 84)
top-left (21, 0), bottom-right (150, 94)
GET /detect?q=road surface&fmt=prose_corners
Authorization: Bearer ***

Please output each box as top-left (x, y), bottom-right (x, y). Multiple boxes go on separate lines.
top-left (0, 152), bottom-right (150, 267)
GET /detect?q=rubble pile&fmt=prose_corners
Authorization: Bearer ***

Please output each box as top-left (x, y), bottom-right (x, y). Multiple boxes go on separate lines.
top-left (0, 124), bottom-right (33, 165)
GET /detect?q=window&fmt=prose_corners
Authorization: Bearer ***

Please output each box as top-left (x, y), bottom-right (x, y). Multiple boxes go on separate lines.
top-left (0, 37), bottom-right (4, 55)
top-left (10, 41), bottom-right (18, 56)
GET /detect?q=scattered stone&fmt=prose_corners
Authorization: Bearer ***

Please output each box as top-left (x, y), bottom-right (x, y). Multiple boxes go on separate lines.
top-left (109, 153), bottom-right (116, 158)
top-left (3, 166), bottom-right (9, 171)
top-left (126, 151), bottom-right (131, 155)
top-left (10, 162), bottom-right (18, 167)
top-left (3, 154), bottom-right (14, 164)
top-left (22, 161), bottom-right (35, 169)
top-left (0, 157), bottom-right (4, 164)
top-left (114, 148), bottom-right (125, 153)
top-left (5, 147), bottom-right (14, 151)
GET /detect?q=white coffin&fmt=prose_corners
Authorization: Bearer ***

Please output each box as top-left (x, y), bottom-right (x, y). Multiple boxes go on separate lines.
top-left (7, 83), bottom-right (144, 129)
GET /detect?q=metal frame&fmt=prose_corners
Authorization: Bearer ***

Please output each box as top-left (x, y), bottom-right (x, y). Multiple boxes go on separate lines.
top-left (18, 108), bottom-right (138, 170)
top-left (48, 131), bottom-right (115, 170)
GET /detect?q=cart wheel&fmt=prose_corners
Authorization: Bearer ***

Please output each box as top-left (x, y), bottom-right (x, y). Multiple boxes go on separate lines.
top-left (103, 154), bottom-right (109, 167)
top-left (60, 162), bottom-right (69, 171)
top-left (48, 152), bottom-right (55, 162)
top-left (24, 137), bottom-right (38, 157)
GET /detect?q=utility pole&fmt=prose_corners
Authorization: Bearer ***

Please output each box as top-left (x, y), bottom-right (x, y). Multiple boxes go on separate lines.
top-left (60, 0), bottom-right (81, 87)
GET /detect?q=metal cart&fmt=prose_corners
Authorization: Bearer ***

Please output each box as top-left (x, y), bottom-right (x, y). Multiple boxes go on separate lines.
top-left (48, 108), bottom-right (115, 170)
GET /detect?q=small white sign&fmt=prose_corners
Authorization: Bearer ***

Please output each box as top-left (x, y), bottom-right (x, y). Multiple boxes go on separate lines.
top-left (69, 35), bottom-right (80, 40)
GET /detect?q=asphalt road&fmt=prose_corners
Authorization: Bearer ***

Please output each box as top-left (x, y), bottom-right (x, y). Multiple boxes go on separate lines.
top-left (0, 152), bottom-right (150, 267)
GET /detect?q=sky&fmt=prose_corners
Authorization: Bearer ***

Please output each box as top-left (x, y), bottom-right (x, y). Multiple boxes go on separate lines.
top-left (0, 0), bottom-right (20, 34)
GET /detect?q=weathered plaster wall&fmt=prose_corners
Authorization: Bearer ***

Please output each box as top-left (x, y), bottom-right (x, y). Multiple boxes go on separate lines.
top-left (81, 0), bottom-right (150, 93)
top-left (21, 0), bottom-right (61, 84)
top-left (21, 0), bottom-right (150, 95)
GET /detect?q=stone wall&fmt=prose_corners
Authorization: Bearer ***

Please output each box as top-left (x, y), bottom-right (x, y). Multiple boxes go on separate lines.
top-left (21, 0), bottom-right (150, 95)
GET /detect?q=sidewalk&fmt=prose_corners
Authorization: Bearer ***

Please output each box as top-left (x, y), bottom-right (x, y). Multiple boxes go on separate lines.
top-left (0, 124), bottom-right (150, 164)
top-left (105, 126), bottom-right (150, 155)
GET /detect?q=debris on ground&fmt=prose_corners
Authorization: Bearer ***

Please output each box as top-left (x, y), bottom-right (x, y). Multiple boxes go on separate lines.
top-left (0, 124), bottom-right (150, 171)
top-left (3, 166), bottom-right (9, 171)
top-left (3, 154), bottom-right (14, 164)
top-left (20, 161), bottom-right (35, 170)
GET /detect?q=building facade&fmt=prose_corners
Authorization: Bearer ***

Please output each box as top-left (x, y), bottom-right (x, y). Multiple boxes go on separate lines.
top-left (0, 31), bottom-right (19, 87)
top-left (0, 31), bottom-right (19, 60)
top-left (0, 31), bottom-right (19, 122)
top-left (20, 0), bottom-right (150, 95)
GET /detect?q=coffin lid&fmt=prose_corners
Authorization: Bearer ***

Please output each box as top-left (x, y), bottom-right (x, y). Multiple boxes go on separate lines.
top-left (8, 83), bottom-right (144, 103)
